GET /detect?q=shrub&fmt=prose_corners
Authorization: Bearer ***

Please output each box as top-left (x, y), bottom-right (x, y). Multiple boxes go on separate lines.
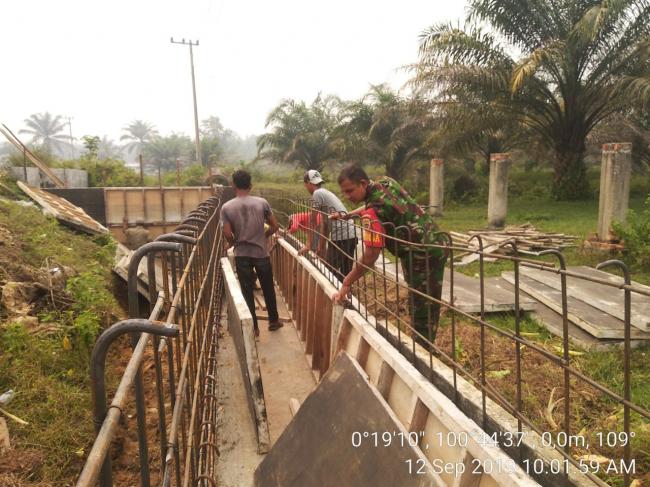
top-left (451, 174), bottom-right (480, 202)
top-left (613, 194), bottom-right (650, 270)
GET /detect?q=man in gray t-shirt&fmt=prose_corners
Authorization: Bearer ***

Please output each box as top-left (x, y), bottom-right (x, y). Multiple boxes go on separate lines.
top-left (221, 170), bottom-right (282, 335)
top-left (298, 170), bottom-right (358, 281)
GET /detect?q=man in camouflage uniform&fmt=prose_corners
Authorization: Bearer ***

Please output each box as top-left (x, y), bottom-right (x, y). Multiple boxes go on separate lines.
top-left (332, 164), bottom-right (447, 343)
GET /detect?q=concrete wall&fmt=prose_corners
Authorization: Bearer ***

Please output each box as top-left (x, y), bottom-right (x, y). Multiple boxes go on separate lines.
top-left (10, 167), bottom-right (88, 188)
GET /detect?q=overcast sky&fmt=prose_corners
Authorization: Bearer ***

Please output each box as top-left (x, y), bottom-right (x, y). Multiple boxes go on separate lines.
top-left (2, 0), bottom-right (467, 153)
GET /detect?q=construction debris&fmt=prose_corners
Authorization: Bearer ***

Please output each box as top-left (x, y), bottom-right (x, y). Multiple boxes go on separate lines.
top-left (451, 223), bottom-right (578, 265)
top-left (0, 124), bottom-right (67, 188)
top-left (17, 182), bottom-right (108, 235)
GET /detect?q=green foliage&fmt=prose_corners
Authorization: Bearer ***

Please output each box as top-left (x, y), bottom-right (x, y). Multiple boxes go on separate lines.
top-left (1, 322), bottom-right (30, 353)
top-left (0, 199), bottom-right (120, 482)
top-left (414, 0), bottom-right (650, 200)
top-left (257, 94), bottom-right (343, 171)
top-left (451, 173), bottom-right (481, 202)
top-left (6, 145), bottom-right (59, 168)
top-left (143, 133), bottom-right (194, 171)
top-left (162, 163), bottom-right (207, 186)
top-left (201, 136), bottom-right (223, 166)
top-left (76, 156), bottom-right (140, 187)
top-left (334, 85), bottom-right (435, 180)
top-left (613, 195), bottom-right (650, 271)
top-left (81, 135), bottom-right (100, 157)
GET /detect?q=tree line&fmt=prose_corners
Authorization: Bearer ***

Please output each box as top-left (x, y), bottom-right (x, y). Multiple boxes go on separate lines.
top-left (7, 113), bottom-right (256, 173)
top-left (256, 0), bottom-right (650, 200)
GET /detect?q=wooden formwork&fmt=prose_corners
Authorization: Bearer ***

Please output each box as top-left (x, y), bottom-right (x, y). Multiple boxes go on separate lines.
top-left (271, 238), bottom-right (537, 486)
top-left (104, 186), bottom-right (212, 241)
top-left (221, 256), bottom-right (270, 453)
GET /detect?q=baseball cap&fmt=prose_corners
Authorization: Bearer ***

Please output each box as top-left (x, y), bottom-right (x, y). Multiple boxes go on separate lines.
top-left (304, 169), bottom-right (324, 184)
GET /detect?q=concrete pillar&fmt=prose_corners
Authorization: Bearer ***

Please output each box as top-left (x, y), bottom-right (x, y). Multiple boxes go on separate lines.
top-left (597, 143), bottom-right (632, 241)
top-left (487, 153), bottom-right (511, 229)
top-left (428, 158), bottom-right (444, 217)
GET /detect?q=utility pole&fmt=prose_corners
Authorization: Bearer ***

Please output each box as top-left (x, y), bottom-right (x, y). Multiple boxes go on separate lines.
top-left (65, 116), bottom-right (75, 159)
top-left (170, 37), bottom-right (202, 166)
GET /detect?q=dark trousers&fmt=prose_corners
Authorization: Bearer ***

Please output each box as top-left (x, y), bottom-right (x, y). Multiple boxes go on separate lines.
top-left (235, 256), bottom-right (279, 331)
top-left (326, 238), bottom-right (358, 281)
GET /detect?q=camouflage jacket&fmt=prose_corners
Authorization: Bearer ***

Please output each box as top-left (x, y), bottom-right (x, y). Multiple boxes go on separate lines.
top-left (364, 177), bottom-right (442, 257)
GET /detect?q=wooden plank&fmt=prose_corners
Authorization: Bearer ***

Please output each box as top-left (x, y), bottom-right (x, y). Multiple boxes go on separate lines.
top-left (221, 257), bottom-right (270, 453)
top-left (376, 361), bottom-right (395, 400)
top-left (0, 125), bottom-right (66, 188)
top-left (502, 272), bottom-right (650, 340)
top-left (453, 449), bottom-right (482, 487)
top-left (305, 277), bottom-right (316, 353)
top-left (17, 182), bottom-right (108, 235)
top-left (340, 310), bottom-right (539, 486)
top-left (289, 398), bottom-right (300, 417)
top-left (144, 188), bottom-right (163, 222)
top-left (0, 418), bottom-right (10, 450)
top-left (254, 352), bottom-right (444, 487)
top-left (125, 189), bottom-right (145, 222)
top-left (319, 296), bottom-right (334, 374)
top-left (521, 266), bottom-right (650, 331)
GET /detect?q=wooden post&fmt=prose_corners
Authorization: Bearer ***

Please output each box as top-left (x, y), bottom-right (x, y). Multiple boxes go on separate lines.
top-left (487, 153), bottom-right (511, 229)
top-left (598, 143), bottom-right (632, 241)
top-left (139, 154), bottom-right (144, 186)
top-left (429, 158), bottom-right (444, 217)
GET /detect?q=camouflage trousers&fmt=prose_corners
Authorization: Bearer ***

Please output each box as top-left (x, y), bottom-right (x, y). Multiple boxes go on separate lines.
top-left (399, 250), bottom-right (447, 343)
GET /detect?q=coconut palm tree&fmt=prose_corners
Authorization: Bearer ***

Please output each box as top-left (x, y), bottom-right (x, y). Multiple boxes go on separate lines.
top-left (19, 112), bottom-right (70, 154)
top-left (413, 0), bottom-right (650, 199)
top-left (257, 94), bottom-right (342, 171)
top-left (120, 120), bottom-right (158, 155)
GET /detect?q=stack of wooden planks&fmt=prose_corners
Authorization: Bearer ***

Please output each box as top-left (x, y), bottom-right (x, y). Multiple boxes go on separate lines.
top-left (451, 223), bottom-right (578, 266)
top-left (502, 266), bottom-right (650, 347)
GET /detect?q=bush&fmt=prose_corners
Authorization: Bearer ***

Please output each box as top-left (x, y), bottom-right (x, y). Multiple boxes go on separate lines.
top-left (613, 194), bottom-right (650, 270)
top-left (451, 174), bottom-right (480, 202)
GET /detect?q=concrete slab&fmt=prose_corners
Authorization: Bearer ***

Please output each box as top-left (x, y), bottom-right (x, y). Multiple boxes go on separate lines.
top-left (216, 327), bottom-right (265, 487)
top-left (496, 280), bottom-right (648, 350)
top-left (520, 266), bottom-right (650, 331)
top-left (254, 352), bottom-right (440, 487)
top-left (443, 274), bottom-right (536, 313)
top-left (504, 271), bottom-right (650, 339)
top-left (375, 254), bottom-right (535, 313)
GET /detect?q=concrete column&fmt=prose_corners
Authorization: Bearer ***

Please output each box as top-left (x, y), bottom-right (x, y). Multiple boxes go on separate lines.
top-left (487, 153), bottom-right (511, 229)
top-left (428, 158), bottom-right (444, 217)
top-left (597, 143), bottom-right (632, 241)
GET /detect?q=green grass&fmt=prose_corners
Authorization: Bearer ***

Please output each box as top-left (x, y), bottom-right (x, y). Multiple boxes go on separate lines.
top-left (0, 198), bottom-right (121, 483)
top-left (439, 195), bottom-right (650, 284)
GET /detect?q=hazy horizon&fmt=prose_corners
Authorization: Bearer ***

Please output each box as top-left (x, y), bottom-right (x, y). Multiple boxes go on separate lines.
top-left (1, 0), bottom-right (467, 160)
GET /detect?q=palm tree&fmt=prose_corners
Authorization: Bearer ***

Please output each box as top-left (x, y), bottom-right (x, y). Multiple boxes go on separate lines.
top-left (257, 94), bottom-right (342, 171)
top-left (414, 0), bottom-right (650, 199)
top-left (19, 112), bottom-right (70, 154)
top-left (334, 85), bottom-right (436, 179)
top-left (143, 133), bottom-right (194, 172)
top-left (120, 120), bottom-right (158, 155)
top-left (98, 136), bottom-right (123, 160)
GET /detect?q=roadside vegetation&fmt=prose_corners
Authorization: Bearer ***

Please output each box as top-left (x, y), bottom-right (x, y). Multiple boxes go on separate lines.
top-left (0, 173), bottom-right (124, 485)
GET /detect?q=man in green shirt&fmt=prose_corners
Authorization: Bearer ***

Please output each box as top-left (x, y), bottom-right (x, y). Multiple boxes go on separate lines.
top-left (332, 164), bottom-right (447, 343)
